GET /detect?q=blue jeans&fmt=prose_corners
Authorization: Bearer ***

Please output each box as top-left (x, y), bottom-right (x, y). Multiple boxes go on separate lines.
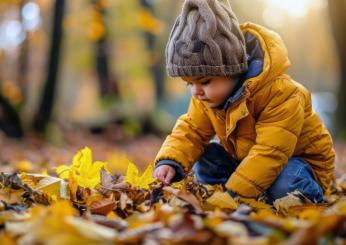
top-left (192, 143), bottom-right (324, 203)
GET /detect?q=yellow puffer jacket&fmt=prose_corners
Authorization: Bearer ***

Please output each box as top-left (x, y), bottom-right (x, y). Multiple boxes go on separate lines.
top-left (155, 22), bottom-right (335, 198)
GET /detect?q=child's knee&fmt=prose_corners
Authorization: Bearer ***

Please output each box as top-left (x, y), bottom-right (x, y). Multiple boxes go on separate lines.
top-left (266, 158), bottom-right (324, 203)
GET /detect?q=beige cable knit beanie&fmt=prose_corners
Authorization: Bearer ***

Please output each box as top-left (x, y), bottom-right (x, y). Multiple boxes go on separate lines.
top-left (166, 0), bottom-right (248, 77)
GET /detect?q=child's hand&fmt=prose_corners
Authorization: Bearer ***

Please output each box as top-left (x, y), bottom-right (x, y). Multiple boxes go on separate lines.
top-left (153, 165), bottom-right (176, 184)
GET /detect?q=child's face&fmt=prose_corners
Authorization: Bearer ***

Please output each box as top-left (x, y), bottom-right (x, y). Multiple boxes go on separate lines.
top-left (182, 76), bottom-right (238, 108)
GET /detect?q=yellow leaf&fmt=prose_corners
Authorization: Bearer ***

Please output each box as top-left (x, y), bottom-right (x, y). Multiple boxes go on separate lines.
top-left (171, 180), bottom-right (184, 188)
top-left (25, 201), bottom-right (114, 244)
top-left (124, 162), bottom-right (138, 186)
top-left (16, 160), bottom-right (33, 172)
top-left (55, 165), bottom-right (70, 179)
top-left (0, 233), bottom-right (16, 245)
top-left (40, 170), bottom-right (50, 176)
top-left (137, 164), bottom-right (156, 190)
top-left (206, 191), bottom-right (238, 210)
top-left (239, 197), bottom-right (272, 211)
top-left (124, 162), bottom-right (156, 190)
top-left (20, 173), bottom-right (69, 201)
top-left (107, 152), bottom-right (131, 175)
top-left (55, 147), bottom-right (109, 189)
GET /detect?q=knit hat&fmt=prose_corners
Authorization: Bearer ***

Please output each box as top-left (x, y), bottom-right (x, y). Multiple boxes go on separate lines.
top-left (166, 0), bottom-right (248, 77)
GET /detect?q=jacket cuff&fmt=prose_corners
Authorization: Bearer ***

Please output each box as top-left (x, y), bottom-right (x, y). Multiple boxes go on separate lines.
top-left (155, 160), bottom-right (185, 182)
top-left (225, 172), bottom-right (263, 198)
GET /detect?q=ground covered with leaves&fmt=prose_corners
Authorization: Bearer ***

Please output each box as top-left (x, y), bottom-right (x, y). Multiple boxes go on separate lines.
top-left (2, 134), bottom-right (346, 244)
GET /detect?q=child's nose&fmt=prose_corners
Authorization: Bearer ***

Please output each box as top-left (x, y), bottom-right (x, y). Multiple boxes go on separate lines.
top-left (191, 85), bottom-right (204, 97)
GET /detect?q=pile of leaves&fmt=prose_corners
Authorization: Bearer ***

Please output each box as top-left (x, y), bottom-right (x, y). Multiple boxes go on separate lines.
top-left (1, 147), bottom-right (346, 244)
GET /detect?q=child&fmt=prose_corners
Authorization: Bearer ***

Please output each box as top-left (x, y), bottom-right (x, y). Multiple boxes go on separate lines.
top-left (153, 0), bottom-right (335, 203)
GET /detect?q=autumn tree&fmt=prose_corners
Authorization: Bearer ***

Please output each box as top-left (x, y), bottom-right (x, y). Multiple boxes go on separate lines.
top-left (328, 0), bottom-right (346, 138)
top-left (138, 0), bottom-right (165, 104)
top-left (0, 95), bottom-right (23, 138)
top-left (90, 0), bottom-right (119, 98)
top-left (33, 0), bottom-right (65, 132)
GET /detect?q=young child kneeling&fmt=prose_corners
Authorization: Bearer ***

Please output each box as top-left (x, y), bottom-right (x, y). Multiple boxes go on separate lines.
top-left (153, 0), bottom-right (335, 203)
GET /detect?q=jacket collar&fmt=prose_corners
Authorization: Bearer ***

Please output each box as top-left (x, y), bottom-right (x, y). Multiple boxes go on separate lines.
top-left (221, 31), bottom-right (264, 111)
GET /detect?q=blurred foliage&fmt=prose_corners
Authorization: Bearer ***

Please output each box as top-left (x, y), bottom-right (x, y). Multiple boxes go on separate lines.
top-left (0, 0), bottom-right (342, 136)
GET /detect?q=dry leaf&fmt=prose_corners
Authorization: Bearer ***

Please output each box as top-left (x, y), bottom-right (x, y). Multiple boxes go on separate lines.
top-left (22, 173), bottom-right (69, 200)
top-left (206, 191), bottom-right (238, 210)
top-left (239, 197), bottom-right (272, 211)
top-left (124, 162), bottom-right (156, 190)
top-left (90, 199), bottom-right (116, 215)
top-left (214, 221), bottom-right (248, 237)
top-left (55, 147), bottom-right (109, 188)
top-left (273, 190), bottom-right (310, 215)
top-left (163, 186), bottom-right (202, 212)
top-left (100, 168), bottom-right (129, 191)
top-left (65, 216), bottom-right (117, 240)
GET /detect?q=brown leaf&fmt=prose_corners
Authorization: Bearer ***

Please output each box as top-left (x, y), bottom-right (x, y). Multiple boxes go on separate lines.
top-left (117, 223), bottom-right (163, 243)
top-left (286, 215), bottom-right (346, 245)
top-left (163, 186), bottom-right (202, 212)
top-left (250, 209), bottom-right (297, 233)
top-left (100, 168), bottom-right (129, 191)
top-left (273, 190), bottom-right (311, 215)
top-left (90, 199), bottom-right (116, 215)
top-left (119, 192), bottom-right (133, 211)
top-left (169, 212), bottom-right (212, 243)
top-left (88, 214), bottom-right (128, 231)
top-left (289, 203), bottom-right (330, 220)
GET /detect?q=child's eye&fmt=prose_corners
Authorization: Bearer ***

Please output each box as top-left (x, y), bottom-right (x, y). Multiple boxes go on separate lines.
top-left (201, 79), bottom-right (211, 85)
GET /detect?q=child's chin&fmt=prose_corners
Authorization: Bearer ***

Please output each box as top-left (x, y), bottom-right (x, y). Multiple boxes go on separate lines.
top-left (207, 102), bottom-right (221, 109)
top-left (200, 100), bottom-right (221, 109)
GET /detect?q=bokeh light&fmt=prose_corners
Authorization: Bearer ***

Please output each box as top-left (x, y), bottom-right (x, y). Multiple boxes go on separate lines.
top-left (22, 2), bottom-right (41, 32)
top-left (0, 20), bottom-right (25, 51)
top-left (262, 0), bottom-right (327, 28)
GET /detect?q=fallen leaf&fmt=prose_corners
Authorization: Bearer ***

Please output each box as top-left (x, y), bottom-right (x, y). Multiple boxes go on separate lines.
top-left (106, 152), bottom-right (131, 175)
top-left (124, 162), bottom-right (156, 190)
top-left (214, 220), bottom-right (248, 237)
top-left (55, 147), bottom-right (109, 188)
top-left (22, 173), bottom-right (69, 200)
top-left (163, 186), bottom-right (202, 212)
top-left (65, 216), bottom-right (117, 240)
top-left (274, 190), bottom-right (311, 215)
top-left (0, 233), bottom-right (16, 245)
top-left (205, 191), bottom-right (238, 210)
top-left (119, 192), bottom-right (133, 211)
top-left (90, 199), bottom-right (116, 215)
top-left (100, 168), bottom-right (129, 191)
top-left (239, 197), bottom-right (272, 211)
top-left (88, 214), bottom-right (128, 231)
top-left (16, 160), bottom-right (33, 173)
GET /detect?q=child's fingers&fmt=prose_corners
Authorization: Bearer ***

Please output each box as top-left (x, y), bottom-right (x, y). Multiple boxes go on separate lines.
top-left (153, 166), bottom-right (175, 184)
top-left (154, 169), bottom-right (167, 183)
top-left (164, 170), bottom-right (174, 184)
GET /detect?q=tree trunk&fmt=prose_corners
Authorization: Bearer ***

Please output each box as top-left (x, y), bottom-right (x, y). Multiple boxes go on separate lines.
top-left (139, 0), bottom-right (165, 104)
top-left (18, 0), bottom-right (29, 106)
top-left (328, 0), bottom-right (346, 138)
top-left (33, 0), bottom-right (65, 132)
top-left (0, 94), bottom-right (23, 138)
top-left (91, 0), bottom-right (119, 98)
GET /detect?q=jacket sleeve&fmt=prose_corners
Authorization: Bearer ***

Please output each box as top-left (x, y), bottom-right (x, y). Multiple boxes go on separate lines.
top-left (226, 87), bottom-right (305, 198)
top-left (154, 97), bottom-right (215, 172)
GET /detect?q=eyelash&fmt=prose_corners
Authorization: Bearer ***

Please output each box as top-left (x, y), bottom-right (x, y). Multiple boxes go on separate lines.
top-left (201, 80), bottom-right (210, 85)
top-left (185, 79), bottom-right (210, 87)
